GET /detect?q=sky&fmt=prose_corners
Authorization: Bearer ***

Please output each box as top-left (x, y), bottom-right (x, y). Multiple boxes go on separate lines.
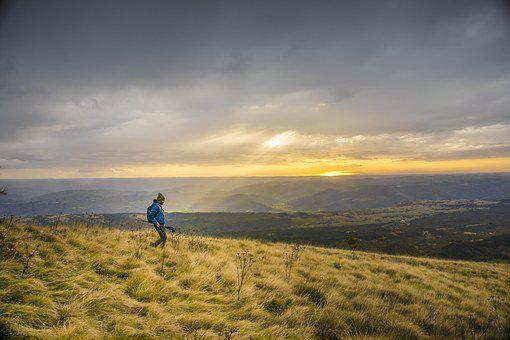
top-left (1, 0), bottom-right (510, 178)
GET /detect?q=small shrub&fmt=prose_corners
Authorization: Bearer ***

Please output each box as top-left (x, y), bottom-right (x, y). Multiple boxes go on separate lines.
top-left (283, 244), bottom-right (303, 279)
top-left (295, 283), bottom-right (326, 307)
top-left (345, 235), bottom-right (360, 258)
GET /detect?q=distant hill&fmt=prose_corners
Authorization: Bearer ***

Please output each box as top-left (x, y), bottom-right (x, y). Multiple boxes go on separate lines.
top-left (189, 193), bottom-right (276, 212)
top-left (5, 190), bottom-right (149, 215)
top-left (1, 174), bottom-right (510, 215)
top-left (288, 186), bottom-right (408, 211)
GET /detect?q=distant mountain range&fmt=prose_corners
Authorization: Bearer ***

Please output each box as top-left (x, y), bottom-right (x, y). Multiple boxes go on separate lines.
top-left (1, 174), bottom-right (509, 215)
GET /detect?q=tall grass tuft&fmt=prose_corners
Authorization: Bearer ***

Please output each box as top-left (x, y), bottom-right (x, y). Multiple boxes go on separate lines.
top-left (295, 283), bottom-right (327, 307)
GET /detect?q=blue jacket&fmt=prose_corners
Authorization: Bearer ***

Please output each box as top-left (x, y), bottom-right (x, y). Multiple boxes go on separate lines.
top-left (148, 200), bottom-right (165, 225)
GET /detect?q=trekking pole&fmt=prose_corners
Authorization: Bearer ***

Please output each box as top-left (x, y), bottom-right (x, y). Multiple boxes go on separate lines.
top-left (164, 225), bottom-right (176, 233)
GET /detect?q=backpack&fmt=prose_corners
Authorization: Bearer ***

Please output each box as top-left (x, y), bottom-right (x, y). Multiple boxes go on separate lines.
top-left (146, 203), bottom-right (161, 223)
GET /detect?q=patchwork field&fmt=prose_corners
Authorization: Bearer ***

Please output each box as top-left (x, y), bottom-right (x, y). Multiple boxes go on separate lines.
top-left (1, 221), bottom-right (509, 339)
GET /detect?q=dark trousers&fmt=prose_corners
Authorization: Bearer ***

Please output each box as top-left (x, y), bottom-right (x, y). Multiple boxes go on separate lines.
top-left (153, 223), bottom-right (167, 247)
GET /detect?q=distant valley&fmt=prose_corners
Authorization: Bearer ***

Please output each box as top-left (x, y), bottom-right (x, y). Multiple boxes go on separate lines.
top-left (16, 199), bottom-right (510, 262)
top-left (1, 174), bottom-right (510, 215)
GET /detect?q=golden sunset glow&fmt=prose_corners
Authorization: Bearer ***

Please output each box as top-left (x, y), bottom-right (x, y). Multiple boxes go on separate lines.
top-left (2, 157), bottom-right (510, 179)
top-left (319, 171), bottom-right (354, 177)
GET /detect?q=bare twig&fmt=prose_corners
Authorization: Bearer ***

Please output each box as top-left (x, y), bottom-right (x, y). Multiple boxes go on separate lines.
top-left (235, 251), bottom-right (254, 301)
top-left (20, 243), bottom-right (40, 278)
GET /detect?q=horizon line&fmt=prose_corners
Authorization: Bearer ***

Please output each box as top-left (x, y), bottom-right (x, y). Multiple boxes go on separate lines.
top-left (1, 171), bottom-right (510, 181)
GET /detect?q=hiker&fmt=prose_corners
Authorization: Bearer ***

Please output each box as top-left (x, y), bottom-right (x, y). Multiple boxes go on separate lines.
top-left (147, 193), bottom-right (175, 247)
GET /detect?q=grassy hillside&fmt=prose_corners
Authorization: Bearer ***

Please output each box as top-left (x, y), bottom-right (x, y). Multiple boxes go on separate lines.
top-left (18, 199), bottom-right (510, 261)
top-left (1, 222), bottom-right (509, 339)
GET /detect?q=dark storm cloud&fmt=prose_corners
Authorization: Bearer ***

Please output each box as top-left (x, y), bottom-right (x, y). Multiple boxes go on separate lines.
top-left (0, 0), bottom-right (509, 172)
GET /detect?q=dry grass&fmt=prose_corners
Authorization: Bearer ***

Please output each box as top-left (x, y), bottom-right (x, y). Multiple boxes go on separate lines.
top-left (0, 222), bottom-right (509, 339)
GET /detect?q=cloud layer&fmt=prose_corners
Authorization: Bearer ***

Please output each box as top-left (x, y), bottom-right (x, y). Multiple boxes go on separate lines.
top-left (1, 0), bottom-right (509, 177)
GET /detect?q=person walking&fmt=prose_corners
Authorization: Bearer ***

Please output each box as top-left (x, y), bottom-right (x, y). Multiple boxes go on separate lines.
top-left (147, 193), bottom-right (174, 247)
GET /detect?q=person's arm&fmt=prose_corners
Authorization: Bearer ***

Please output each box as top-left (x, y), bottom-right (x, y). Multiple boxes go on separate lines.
top-left (148, 205), bottom-right (160, 225)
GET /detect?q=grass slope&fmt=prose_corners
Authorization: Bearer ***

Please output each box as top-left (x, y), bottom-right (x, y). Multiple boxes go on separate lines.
top-left (1, 222), bottom-right (509, 339)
